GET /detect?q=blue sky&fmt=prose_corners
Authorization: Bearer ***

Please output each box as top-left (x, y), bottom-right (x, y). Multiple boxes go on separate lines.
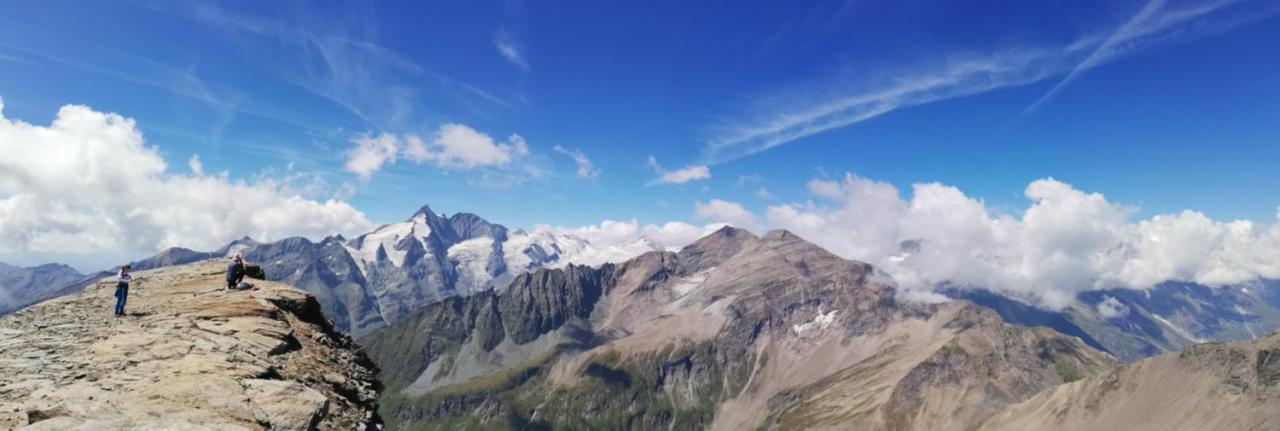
top-left (2, 0), bottom-right (1280, 271)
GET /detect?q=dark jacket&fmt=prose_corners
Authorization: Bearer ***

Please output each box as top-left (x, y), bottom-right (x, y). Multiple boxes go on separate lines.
top-left (226, 260), bottom-right (245, 285)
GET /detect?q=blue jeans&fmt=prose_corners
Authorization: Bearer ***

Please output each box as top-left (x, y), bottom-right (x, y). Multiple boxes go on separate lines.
top-left (114, 283), bottom-right (128, 315)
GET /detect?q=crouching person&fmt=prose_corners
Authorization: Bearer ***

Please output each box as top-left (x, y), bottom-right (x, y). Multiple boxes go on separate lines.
top-left (226, 254), bottom-right (246, 290)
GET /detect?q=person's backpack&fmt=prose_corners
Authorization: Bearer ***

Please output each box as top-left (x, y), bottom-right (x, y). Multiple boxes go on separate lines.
top-left (236, 281), bottom-right (255, 290)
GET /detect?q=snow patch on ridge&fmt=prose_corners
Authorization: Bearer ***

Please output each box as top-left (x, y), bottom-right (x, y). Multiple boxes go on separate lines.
top-left (1152, 313), bottom-right (1204, 343)
top-left (672, 267), bottom-right (716, 297)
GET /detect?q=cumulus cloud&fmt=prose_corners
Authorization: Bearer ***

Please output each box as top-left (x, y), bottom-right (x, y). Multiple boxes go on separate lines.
top-left (1096, 295), bottom-right (1131, 319)
top-left (345, 133), bottom-right (400, 179)
top-left (187, 154), bottom-right (204, 176)
top-left (430, 124), bottom-right (529, 168)
top-left (647, 156), bottom-right (710, 185)
top-left (758, 173), bottom-right (1280, 309)
top-left (696, 199), bottom-right (759, 231)
top-left (343, 124), bottom-right (535, 180)
top-left (552, 145), bottom-right (598, 178)
top-left (0, 99), bottom-right (375, 262)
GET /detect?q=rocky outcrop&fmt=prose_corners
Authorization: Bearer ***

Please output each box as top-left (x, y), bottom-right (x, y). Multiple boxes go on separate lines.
top-left (361, 228), bottom-right (1115, 430)
top-left (0, 260), bottom-right (382, 430)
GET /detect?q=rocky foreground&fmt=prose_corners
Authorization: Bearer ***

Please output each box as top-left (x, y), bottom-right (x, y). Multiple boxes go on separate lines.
top-left (0, 260), bottom-right (382, 430)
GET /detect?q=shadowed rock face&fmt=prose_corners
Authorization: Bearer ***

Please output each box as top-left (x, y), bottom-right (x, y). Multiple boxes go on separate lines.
top-left (361, 228), bottom-right (1115, 430)
top-left (0, 260), bottom-right (383, 430)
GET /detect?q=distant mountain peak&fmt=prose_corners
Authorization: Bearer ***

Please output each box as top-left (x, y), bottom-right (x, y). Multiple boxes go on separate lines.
top-left (760, 228), bottom-right (798, 242)
top-left (676, 225), bottom-right (759, 272)
top-left (409, 203), bottom-right (443, 221)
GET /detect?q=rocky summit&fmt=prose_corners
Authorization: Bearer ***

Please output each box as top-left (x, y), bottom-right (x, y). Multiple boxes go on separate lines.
top-left (0, 260), bottom-right (382, 430)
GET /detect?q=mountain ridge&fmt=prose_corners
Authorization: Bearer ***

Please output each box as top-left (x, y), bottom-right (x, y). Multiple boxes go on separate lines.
top-left (361, 227), bottom-right (1116, 430)
top-left (980, 330), bottom-right (1280, 430)
top-left (1, 203), bottom-right (668, 337)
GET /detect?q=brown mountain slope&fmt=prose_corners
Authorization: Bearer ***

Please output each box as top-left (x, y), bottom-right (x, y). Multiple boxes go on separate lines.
top-left (362, 228), bottom-right (1115, 430)
top-left (980, 330), bottom-right (1280, 431)
top-left (0, 260), bottom-right (382, 430)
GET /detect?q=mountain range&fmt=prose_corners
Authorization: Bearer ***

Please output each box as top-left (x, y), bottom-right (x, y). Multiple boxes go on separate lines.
top-left (945, 278), bottom-right (1280, 362)
top-left (6, 202), bottom-right (1280, 356)
top-left (360, 227), bottom-right (1280, 430)
top-left (0, 262), bottom-right (87, 315)
top-left (360, 228), bottom-right (1119, 429)
top-left (0, 204), bottom-right (666, 337)
top-left (4, 208), bottom-right (1280, 429)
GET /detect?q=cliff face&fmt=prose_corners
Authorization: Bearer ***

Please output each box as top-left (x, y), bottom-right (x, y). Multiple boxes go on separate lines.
top-left (0, 260), bottom-right (382, 430)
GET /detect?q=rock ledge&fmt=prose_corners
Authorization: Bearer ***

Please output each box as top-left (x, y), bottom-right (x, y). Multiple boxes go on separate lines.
top-left (0, 259), bottom-right (382, 430)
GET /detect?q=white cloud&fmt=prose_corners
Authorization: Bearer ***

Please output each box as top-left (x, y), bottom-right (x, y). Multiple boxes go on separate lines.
top-left (494, 31), bottom-right (530, 71)
top-left (647, 156), bottom-right (711, 185)
top-left (187, 154), bottom-right (204, 176)
top-left (696, 199), bottom-right (759, 231)
top-left (758, 173), bottom-right (1280, 309)
top-left (0, 100), bottom-right (375, 263)
top-left (343, 124), bottom-right (535, 179)
top-left (703, 0), bottom-right (1278, 164)
top-left (1096, 295), bottom-right (1131, 319)
top-left (345, 132), bottom-right (400, 179)
top-left (430, 124), bottom-right (529, 168)
top-left (534, 219), bottom-right (726, 252)
top-left (552, 145), bottom-right (598, 178)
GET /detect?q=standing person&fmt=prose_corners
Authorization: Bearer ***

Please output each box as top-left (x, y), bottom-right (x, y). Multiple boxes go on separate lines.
top-left (114, 264), bottom-right (131, 317)
top-left (226, 254), bottom-right (246, 290)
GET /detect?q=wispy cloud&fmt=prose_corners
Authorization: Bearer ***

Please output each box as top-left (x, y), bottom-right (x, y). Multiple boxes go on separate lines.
top-left (173, 2), bottom-right (509, 128)
top-left (494, 30), bottom-right (530, 71)
top-left (0, 38), bottom-right (334, 138)
top-left (647, 156), bottom-right (711, 185)
top-left (553, 145), bottom-right (598, 178)
top-left (703, 0), bottom-right (1278, 165)
top-left (1023, 0), bottom-right (1171, 115)
top-left (0, 51), bottom-right (31, 64)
